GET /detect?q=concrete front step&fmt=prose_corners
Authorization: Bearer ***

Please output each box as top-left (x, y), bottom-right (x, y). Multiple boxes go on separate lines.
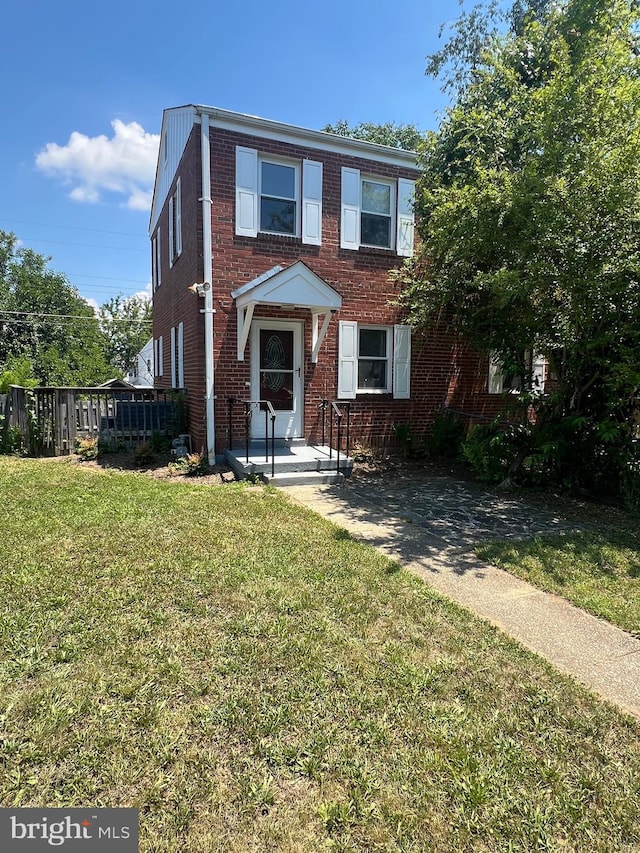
top-left (224, 444), bottom-right (352, 486)
top-left (263, 470), bottom-right (345, 487)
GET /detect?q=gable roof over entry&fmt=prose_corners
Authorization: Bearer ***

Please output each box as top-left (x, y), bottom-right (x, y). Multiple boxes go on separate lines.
top-left (232, 261), bottom-right (342, 362)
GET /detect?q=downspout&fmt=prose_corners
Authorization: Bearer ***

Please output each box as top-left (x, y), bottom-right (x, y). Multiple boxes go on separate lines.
top-left (199, 112), bottom-right (215, 464)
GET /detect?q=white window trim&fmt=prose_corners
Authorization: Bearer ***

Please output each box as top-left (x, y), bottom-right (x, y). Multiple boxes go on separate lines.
top-left (341, 169), bottom-right (415, 256)
top-left (357, 324), bottom-right (392, 393)
top-left (151, 236), bottom-right (157, 292)
top-left (156, 227), bottom-right (161, 288)
top-left (258, 156), bottom-right (300, 238)
top-left (235, 146), bottom-right (322, 245)
top-left (338, 321), bottom-right (411, 400)
top-left (177, 322), bottom-right (184, 389)
top-left (488, 351), bottom-right (547, 395)
top-left (168, 177), bottom-right (182, 268)
top-left (158, 335), bottom-right (164, 377)
top-left (170, 326), bottom-right (177, 388)
top-left (360, 176), bottom-right (395, 251)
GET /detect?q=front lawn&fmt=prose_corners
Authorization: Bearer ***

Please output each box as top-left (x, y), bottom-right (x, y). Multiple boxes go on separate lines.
top-left (1, 457), bottom-right (639, 852)
top-left (478, 528), bottom-right (640, 635)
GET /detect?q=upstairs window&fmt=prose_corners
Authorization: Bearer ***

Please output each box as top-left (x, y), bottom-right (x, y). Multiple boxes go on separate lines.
top-left (168, 177), bottom-right (182, 267)
top-left (341, 168), bottom-right (415, 256)
top-left (361, 180), bottom-right (393, 249)
top-left (151, 227), bottom-right (161, 291)
top-left (236, 147), bottom-right (322, 245)
top-left (260, 161), bottom-right (297, 236)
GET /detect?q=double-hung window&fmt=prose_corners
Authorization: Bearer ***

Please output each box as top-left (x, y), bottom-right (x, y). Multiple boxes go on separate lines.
top-left (168, 177), bottom-right (182, 267)
top-left (357, 326), bottom-right (391, 391)
top-left (338, 321), bottom-right (411, 399)
top-left (236, 147), bottom-right (323, 245)
top-left (361, 180), bottom-right (393, 249)
top-left (260, 161), bottom-right (297, 236)
top-left (488, 351), bottom-right (547, 394)
top-left (151, 228), bottom-right (161, 291)
top-left (341, 168), bottom-right (415, 256)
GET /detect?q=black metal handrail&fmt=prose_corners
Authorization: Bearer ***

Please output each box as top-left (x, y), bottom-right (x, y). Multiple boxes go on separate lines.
top-left (242, 399), bottom-right (277, 479)
top-left (319, 399), bottom-right (352, 473)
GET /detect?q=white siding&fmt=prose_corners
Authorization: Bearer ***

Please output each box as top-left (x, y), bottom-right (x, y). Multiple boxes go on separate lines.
top-left (149, 106), bottom-right (196, 235)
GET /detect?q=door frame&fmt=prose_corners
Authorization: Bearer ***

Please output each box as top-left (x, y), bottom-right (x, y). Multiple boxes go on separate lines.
top-left (250, 319), bottom-right (304, 439)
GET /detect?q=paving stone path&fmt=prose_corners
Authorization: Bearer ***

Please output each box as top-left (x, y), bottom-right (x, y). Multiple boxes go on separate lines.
top-left (345, 475), bottom-right (581, 548)
top-left (282, 475), bottom-right (640, 720)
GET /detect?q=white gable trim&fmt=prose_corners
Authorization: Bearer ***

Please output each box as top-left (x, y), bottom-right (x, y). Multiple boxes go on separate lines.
top-left (232, 261), bottom-right (342, 362)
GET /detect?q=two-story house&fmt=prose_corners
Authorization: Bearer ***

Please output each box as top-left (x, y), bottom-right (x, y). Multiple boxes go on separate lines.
top-left (149, 105), bottom-right (502, 471)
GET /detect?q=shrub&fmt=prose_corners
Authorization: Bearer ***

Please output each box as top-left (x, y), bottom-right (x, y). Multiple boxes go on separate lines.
top-left (75, 435), bottom-right (99, 461)
top-left (134, 442), bottom-right (155, 466)
top-left (429, 412), bottom-right (465, 459)
top-left (168, 452), bottom-right (208, 477)
top-left (0, 418), bottom-right (25, 455)
top-left (462, 419), bottom-right (531, 483)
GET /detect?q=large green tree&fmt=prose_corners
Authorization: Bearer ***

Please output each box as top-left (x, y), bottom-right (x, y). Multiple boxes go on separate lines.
top-left (400, 0), bottom-right (640, 498)
top-left (0, 231), bottom-right (111, 386)
top-left (98, 294), bottom-right (152, 377)
top-left (323, 120), bottom-right (423, 151)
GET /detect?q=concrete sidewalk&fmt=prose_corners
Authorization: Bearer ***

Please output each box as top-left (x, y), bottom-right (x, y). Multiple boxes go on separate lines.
top-left (282, 478), bottom-right (640, 720)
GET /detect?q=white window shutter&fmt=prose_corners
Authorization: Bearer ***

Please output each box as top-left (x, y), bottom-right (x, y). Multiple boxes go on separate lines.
top-left (151, 236), bottom-right (157, 291)
top-left (153, 339), bottom-right (158, 376)
top-left (488, 352), bottom-right (502, 393)
top-left (236, 146), bottom-right (258, 237)
top-left (338, 321), bottom-right (358, 399)
top-left (340, 167), bottom-right (361, 250)
top-left (302, 159), bottom-right (323, 245)
top-left (175, 177), bottom-right (182, 257)
top-left (157, 228), bottom-right (161, 287)
top-left (158, 335), bottom-right (164, 377)
top-left (178, 322), bottom-right (184, 388)
top-left (168, 196), bottom-right (174, 268)
top-left (397, 179), bottom-right (415, 257)
top-left (393, 325), bottom-right (411, 399)
top-left (170, 326), bottom-right (177, 388)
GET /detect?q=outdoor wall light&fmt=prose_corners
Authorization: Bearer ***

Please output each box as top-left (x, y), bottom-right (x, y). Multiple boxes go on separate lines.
top-left (188, 282), bottom-right (211, 297)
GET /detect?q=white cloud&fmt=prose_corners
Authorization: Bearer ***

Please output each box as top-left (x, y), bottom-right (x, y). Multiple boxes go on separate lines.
top-left (36, 119), bottom-right (160, 211)
top-left (134, 281), bottom-right (153, 301)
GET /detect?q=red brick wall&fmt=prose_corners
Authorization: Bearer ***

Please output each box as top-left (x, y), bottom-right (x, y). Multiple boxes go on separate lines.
top-left (153, 123), bottom-right (511, 456)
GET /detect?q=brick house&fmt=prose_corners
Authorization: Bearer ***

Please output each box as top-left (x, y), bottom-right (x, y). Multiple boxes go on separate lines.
top-left (149, 105), bottom-right (503, 470)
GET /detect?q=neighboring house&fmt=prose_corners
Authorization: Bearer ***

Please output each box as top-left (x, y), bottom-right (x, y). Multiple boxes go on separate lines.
top-left (150, 105), bottom-right (506, 461)
top-left (126, 338), bottom-right (154, 387)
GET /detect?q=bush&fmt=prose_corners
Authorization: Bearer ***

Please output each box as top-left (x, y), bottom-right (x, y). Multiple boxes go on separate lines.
top-left (168, 452), bottom-right (208, 477)
top-left (429, 412), bottom-right (465, 459)
top-left (462, 419), bottom-right (529, 483)
top-left (0, 418), bottom-right (25, 455)
top-left (75, 435), bottom-right (99, 461)
top-left (134, 442), bottom-right (155, 466)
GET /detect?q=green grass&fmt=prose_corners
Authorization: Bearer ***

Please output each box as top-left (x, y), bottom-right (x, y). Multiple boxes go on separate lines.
top-left (477, 528), bottom-right (640, 635)
top-left (1, 457), bottom-right (639, 852)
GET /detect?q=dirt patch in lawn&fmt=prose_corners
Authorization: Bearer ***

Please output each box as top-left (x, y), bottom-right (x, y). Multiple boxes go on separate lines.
top-left (71, 452), bottom-right (237, 485)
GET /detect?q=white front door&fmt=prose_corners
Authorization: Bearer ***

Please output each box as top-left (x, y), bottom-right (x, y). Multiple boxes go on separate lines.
top-left (250, 320), bottom-right (303, 439)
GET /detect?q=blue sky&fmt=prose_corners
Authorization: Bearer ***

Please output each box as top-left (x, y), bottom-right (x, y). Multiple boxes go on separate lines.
top-left (1, 0), bottom-right (463, 311)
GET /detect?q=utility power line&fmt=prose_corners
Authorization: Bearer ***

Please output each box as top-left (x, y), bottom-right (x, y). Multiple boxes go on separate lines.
top-left (0, 310), bottom-right (151, 323)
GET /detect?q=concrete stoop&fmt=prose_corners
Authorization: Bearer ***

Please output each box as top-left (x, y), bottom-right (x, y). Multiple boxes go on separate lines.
top-left (225, 441), bottom-right (353, 487)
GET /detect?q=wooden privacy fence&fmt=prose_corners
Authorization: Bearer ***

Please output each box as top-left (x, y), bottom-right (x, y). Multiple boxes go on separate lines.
top-left (1, 386), bottom-right (185, 456)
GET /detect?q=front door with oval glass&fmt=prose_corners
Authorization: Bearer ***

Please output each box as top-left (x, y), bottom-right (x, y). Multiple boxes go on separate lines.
top-left (250, 320), bottom-right (303, 439)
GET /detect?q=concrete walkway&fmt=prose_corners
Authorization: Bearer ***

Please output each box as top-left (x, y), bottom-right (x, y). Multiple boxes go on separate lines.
top-left (282, 475), bottom-right (640, 720)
